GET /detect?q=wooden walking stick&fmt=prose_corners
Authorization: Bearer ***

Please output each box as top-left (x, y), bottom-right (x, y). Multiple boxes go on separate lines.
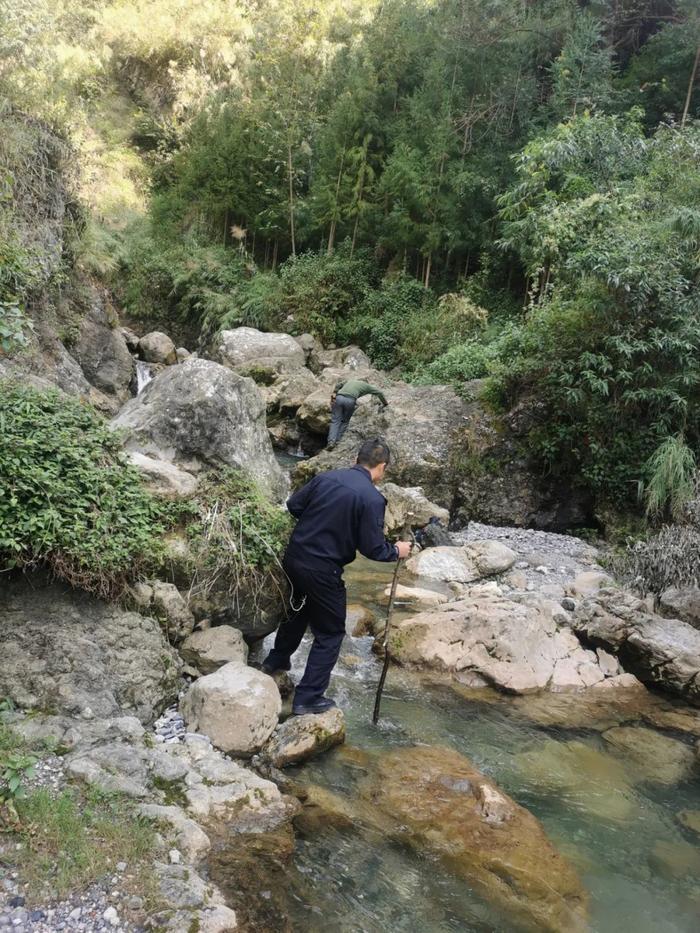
top-left (372, 522), bottom-right (411, 724)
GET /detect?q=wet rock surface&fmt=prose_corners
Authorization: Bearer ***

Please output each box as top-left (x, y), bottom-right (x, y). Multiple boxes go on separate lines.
top-left (361, 745), bottom-right (588, 933)
top-left (257, 708), bottom-right (346, 769)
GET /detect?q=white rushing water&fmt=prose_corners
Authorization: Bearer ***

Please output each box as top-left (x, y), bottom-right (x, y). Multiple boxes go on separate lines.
top-left (136, 359), bottom-right (153, 394)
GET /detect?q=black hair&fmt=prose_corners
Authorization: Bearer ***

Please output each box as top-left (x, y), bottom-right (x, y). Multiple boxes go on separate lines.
top-left (357, 438), bottom-right (391, 468)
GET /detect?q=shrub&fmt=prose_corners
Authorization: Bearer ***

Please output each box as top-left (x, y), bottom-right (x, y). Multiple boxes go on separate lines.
top-left (618, 525), bottom-right (700, 598)
top-left (419, 338), bottom-right (498, 386)
top-left (0, 382), bottom-right (168, 597)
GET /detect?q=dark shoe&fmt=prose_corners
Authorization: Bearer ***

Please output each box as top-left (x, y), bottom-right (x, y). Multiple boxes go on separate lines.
top-left (261, 661), bottom-right (285, 676)
top-left (292, 697), bottom-right (337, 716)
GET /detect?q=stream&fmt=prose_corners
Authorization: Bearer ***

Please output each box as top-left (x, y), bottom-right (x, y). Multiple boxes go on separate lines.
top-left (214, 556), bottom-right (700, 933)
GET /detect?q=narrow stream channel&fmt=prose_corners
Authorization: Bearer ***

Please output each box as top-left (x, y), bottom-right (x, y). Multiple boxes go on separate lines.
top-left (232, 556), bottom-right (700, 933)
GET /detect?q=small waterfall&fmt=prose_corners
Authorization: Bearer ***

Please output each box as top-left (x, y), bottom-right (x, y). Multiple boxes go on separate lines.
top-left (136, 360), bottom-right (153, 394)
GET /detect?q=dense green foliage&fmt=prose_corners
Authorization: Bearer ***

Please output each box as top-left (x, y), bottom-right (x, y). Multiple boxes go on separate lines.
top-left (1, 0), bottom-right (700, 513)
top-left (0, 382), bottom-right (169, 595)
top-left (492, 113), bottom-right (700, 501)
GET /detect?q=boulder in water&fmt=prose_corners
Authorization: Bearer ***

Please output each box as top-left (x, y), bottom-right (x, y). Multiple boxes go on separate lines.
top-left (363, 745), bottom-right (588, 933)
top-left (110, 357), bottom-right (287, 500)
top-left (569, 590), bottom-right (700, 707)
top-left (258, 708), bottom-right (345, 768)
top-left (180, 662), bottom-right (281, 755)
top-left (601, 725), bottom-right (696, 785)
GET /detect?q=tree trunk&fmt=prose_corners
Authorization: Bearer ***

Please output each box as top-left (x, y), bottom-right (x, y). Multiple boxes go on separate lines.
top-left (287, 142), bottom-right (296, 258)
top-left (424, 253), bottom-right (432, 289)
top-left (272, 239), bottom-right (278, 272)
top-left (682, 45), bottom-right (700, 128)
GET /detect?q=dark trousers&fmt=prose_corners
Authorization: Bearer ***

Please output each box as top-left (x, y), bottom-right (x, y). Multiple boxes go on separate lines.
top-left (264, 553), bottom-right (346, 705)
top-left (328, 394), bottom-right (356, 444)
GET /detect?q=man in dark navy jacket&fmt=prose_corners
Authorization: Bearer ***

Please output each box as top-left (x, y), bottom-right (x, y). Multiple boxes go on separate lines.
top-left (262, 438), bottom-right (411, 715)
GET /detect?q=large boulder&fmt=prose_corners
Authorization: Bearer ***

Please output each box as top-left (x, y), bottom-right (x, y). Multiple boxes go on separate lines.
top-left (568, 590), bottom-right (700, 707)
top-left (389, 589), bottom-right (627, 693)
top-left (363, 745), bottom-right (588, 932)
top-left (217, 327), bottom-right (305, 376)
top-left (380, 483), bottom-right (449, 536)
top-left (180, 663), bottom-right (281, 755)
top-left (70, 292), bottom-right (134, 402)
top-left (0, 574), bottom-right (181, 722)
top-left (294, 381), bottom-right (470, 507)
top-left (139, 331), bottom-right (177, 365)
top-left (111, 357), bottom-right (286, 500)
top-left (258, 708), bottom-right (345, 768)
top-left (406, 541), bottom-right (516, 583)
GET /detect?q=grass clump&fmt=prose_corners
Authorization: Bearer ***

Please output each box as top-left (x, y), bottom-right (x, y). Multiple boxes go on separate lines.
top-left (182, 467), bottom-right (292, 610)
top-left (5, 785), bottom-right (157, 903)
top-left (0, 382), bottom-right (169, 597)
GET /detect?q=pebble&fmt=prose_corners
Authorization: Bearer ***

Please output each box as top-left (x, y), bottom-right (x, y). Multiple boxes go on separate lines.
top-left (152, 705), bottom-right (186, 743)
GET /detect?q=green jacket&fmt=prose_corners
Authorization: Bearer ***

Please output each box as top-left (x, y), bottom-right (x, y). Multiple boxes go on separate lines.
top-left (334, 378), bottom-right (388, 407)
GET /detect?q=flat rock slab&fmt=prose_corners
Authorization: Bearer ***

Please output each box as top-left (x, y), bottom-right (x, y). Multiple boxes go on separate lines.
top-left (260, 708), bottom-right (346, 768)
top-left (390, 590), bottom-right (624, 694)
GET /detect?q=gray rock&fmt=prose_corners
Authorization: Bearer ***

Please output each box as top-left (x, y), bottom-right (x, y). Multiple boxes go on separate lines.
top-left (217, 327), bottom-right (305, 375)
top-left (176, 347), bottom-right (191, 363)
top-left (180, 626), bottom-right (248, 674)
top-left (390, 589), bottom-right (625, 694)
top-left (406, 541), bottom-right (516, 584)
top-left (151, 581), bottom-right (195, 642)
top-left (71, 292), bottom-right (134, 401)
top-left (181, 662), bottom-right (281, 755)
top-left (658, 586), bottom-right (700, 631)
top-left (139, 331), bottom-right (177, 365)
top-left (127, 452), bottom-right (198, 498)
top-left (111, 357), bottom-right (287, 500)
top-left (295, 380), bottom-right (470, 507)
top-left (259, 708), bottom-right (345, 768)
top-left (0, 574), bottom-right (181, 722)
top-left (570, 591), bottom-right (700, 706)
top-left (381, 483), bottom-right (449, 536)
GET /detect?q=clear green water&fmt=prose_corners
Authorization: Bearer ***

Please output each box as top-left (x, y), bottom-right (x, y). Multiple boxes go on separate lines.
top-left (242, 558), bottom-right (700, 932)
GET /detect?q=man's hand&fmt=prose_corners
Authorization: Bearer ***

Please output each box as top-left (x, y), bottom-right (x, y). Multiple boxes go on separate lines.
top-left (330, 393), bottom-right (336, 411)
top-left (396, 540), bottom-right (412, 560)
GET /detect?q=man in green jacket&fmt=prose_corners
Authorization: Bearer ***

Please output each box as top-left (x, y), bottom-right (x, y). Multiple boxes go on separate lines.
top-left (327, 378), bottom-right (388, 450)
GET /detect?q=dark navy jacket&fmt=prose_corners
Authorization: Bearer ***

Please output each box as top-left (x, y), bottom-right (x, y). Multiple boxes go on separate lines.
top-left (285, 465), bottom-right (399, 570)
